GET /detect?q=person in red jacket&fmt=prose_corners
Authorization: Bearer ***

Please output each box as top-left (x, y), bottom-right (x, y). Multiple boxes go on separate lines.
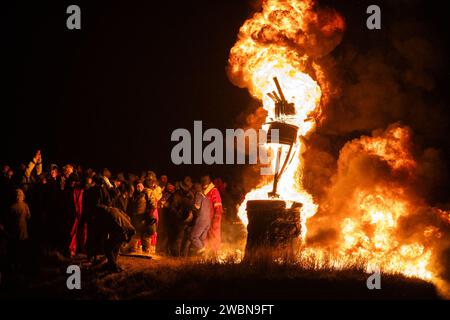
top-left (201, 174), bottom-right (222, 256)
top-left (68, 177), bottom-right (86, 258)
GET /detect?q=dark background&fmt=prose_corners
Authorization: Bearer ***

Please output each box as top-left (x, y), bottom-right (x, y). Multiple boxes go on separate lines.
top-left (2, 0), bottom-right (449, 182)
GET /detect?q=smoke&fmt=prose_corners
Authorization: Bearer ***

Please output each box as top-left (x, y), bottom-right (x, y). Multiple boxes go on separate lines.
top-left (305, 123), bottom-right (450, 291)
top-left (303, 1), bottom-right (450, 217)
top-left (305, 124), bottom-right (450, 294)
top-left (302, 5), bottom-right (450, 286)
top-left (227, 0), bottom-right (346, 195)
top-left (304, 3), bottom-right (449, 200)
top-left (227, 0), bottom-right (345, 97)
top-left (271, 0), bottom-right (450, 292)
top-left (229, 0), bottom-right (450, 294)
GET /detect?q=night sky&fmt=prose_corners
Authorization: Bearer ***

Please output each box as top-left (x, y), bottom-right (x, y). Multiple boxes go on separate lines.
top-left (2, 0), bottom-right (449, 183)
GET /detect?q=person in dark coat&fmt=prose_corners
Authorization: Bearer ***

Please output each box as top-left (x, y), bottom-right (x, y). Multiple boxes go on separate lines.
top-left (45, 164), bottom-right (62, 251)
top-left (112, 181), bottom-right (131, 214)
top-left (128, 182), bottom-right (156, 254)
top-left (5, 189), bottom-right (31, 270)
top-left (0, 166), bottom-right (14, 233)
top-left (156, 183), bottom-right (175, 255)
top-left (27, 173), bottom-right (49, 248)
top-left (97, 205), bottom-right (135, 272)
top-left (165, 177), bottom-right (194, 257)
top-left (83, 175), bottom-right (112, 264)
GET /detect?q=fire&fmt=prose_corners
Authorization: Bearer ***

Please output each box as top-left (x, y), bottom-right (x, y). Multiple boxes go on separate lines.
top-left (228, 0), bottom-right (447, 285)
top-left (360, 126), bottom-right (416, 174)
top-left (228, 0), bottom-right (337, 235)
top-left (301, 125), bottom-right (445, 281)
top-left (340, 187), bottom-right (433, 280)
top-left (327, 127), bottom-right (437, 280)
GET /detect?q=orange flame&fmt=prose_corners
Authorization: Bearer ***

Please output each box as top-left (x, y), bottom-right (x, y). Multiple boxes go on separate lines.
top-left (302, 125), bottom-right (446, 281)
top-left (341, 187), bottom-right (433, 279)
top-left (228, 0), bottom-right (344, 236)
top-left (228, 0), bottom-right (445, 284)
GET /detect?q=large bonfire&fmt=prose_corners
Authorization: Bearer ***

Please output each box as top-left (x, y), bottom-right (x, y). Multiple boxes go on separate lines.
top-left (227, 0), bottom-right (450, 290)
top-left (228, 0), bottom-right (344, 235)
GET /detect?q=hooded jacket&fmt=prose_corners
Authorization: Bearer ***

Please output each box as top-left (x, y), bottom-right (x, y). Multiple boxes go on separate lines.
top-left (7, 189), bottom-right (31, 241)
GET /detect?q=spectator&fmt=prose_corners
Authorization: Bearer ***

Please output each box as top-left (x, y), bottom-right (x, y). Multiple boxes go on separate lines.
top-left (129, 182), bottom-right (155, 255)
top-left (5, 189), bottom-right (31, 270)
top-left (143, 172), bottom-right (162, 252)
top-left (0, 149), bottom-right (241, 274)
top-left (159, 174), bottom-right (168, 191)
top-left (190, 183), bottom-right (211, 255)
top-left (16, 150), bottom-right (42, 194)
top-left (117, 180), bottom-right (133, 214)
top-left (165, 176), bottom-right (194, 256)
top-left (97, 205), bottom-right (135, 272)
top-left (84, 175), bottom-right (112, 264)
top-left (157, 183), bottom-right (175, 255)
top-left (201, 174), bottom-right (223, 256)
top-left (68, 174), bottom-right (86, 257)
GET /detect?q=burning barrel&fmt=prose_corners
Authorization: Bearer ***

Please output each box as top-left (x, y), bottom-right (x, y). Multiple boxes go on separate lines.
top-left (245, 199), bottom-right (302, 260)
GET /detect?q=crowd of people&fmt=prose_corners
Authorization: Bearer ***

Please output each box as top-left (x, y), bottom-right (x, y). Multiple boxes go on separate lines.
top-left (0, 150), bottom-right (238, 273)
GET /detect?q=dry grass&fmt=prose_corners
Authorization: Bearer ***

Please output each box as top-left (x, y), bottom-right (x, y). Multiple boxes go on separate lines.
top-left (0, 250), bottom-right (440, 300)
top-left (89, 256), bottom-right (438, 299)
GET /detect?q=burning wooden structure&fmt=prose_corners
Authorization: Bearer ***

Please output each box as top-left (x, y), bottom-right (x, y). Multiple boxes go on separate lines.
top-left (245, 78), bottom-right (303, 260)
top-left (245, 200), bottom-right (302, 259)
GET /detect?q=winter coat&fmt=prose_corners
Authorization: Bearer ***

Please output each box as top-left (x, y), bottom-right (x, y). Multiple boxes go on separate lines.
top-left (203, 183), bottom-right (222, 252)
top-left (16, 160), bottom-right (42, 194)
top-left (144, 186), bottom-right (162, 209)
top-left (131, 191), bottom-right (150, 216)
top-left (99, 206), bottom-right (136, 242)
top-left (7, 201), bottom-right (31, 241)
top-left (167, 188), bottom-right (195, 225)
top-left (113, 193), bottom-right (129, 214)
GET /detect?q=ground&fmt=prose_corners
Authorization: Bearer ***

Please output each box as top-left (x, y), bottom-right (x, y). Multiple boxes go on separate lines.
top-left (0, 252), bottom-right (440, 300)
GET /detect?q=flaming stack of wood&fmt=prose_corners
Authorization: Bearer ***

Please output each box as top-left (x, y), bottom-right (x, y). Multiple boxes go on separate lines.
top-left (245, 200), bottom-right (302, 260)
top-left (245, 78), bottom-right (302, 260)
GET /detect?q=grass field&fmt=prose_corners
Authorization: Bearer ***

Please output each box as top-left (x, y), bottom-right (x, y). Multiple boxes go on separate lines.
top-left (1, 252), bottom-right (440, 300)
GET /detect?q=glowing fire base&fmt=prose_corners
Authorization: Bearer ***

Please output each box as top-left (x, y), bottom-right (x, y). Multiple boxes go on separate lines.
top-left (245, 200), bottom-right (302, 260)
